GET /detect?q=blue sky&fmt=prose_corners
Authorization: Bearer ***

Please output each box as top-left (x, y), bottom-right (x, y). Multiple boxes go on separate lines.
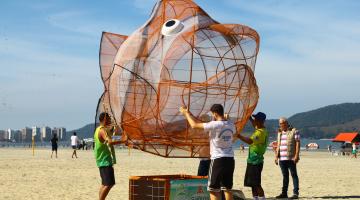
top-left (1, 0), bottom-right (359, 130)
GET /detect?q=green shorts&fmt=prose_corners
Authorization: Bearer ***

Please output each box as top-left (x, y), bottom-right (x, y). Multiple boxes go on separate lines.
top-left (352, 149), bottom-right (357, 154)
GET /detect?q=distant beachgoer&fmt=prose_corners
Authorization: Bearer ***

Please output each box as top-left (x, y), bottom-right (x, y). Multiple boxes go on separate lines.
top-left (236, 112), bottom-right (268, 200)
top-left (71, 132), bottom-right (79, 158)
top-left (180, 104), bottom-right (235, 200)
top-left (341, 143), bottom-right (346, 156)
top-left (351, 143), bottom-right (357, 159)
top-left (94, 112), bottom-right (121, 200)
top-left (275, 117), bottom-right (300, 199)
top-left (82, 139), bottom-right (86, 150)
top-left (85, 140), bottom-right (89, 150)
top-left (50, 133), bottom-right (58, 158)
top-left (240, 144), bottom-right (245, 153)
top-left (327, 145), bottom-right (332, 153)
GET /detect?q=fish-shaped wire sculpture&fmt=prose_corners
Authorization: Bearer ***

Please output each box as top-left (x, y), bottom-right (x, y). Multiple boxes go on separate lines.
top-left (96, 0), bottom-right (260, 157)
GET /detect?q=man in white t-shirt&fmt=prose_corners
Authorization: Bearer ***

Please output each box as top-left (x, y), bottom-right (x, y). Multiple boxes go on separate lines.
top-left (71, 132), bottom-right (79, 158)
top-left (180, 104), bottom-right (235, 200)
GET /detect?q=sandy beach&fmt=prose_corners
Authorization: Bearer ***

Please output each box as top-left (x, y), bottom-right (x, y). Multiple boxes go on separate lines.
top-left (0, 148), bottom-right (359, 200)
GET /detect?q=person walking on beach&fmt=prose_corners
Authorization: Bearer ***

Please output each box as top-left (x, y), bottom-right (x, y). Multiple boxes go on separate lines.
top-left (351, 143), bottom-right (357, 158)
top-left (180, 104), bottom-right (235, 200)
top-left (81, 139), bottom-right (86, 150)
top-left (50, 133), bottom-right (58, 158)
top-left (94, 112), bottom-right (122, 200)
top-left (71, 132), bottom-right (79, 158)
top-left (327, 145), bottom-right (332, 153)
top-left (341, 143), bottom-right (346, 156)
top-left (240, 144), bottom-right (245, 153)
top-left (275, 117), bottom-right (300, 199)
top-left (236, 112), bottom-right (268, 200)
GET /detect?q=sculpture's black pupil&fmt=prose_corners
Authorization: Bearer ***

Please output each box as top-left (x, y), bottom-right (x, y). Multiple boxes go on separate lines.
top-left (165, 20), bottom-right (176, 27)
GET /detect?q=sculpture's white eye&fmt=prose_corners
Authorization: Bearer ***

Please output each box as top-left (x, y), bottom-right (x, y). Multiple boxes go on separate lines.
top-left (161, 19), bottom-right (184, 36)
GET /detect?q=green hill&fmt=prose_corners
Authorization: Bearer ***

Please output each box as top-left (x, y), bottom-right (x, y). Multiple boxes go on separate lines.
top-left (243, 103), bottom-right (360, 139)
top-left (66, 123), bottom-right (95, 140)
top-left (69, 103), bottom-right (360, 140)
top-left (290, 103), bottom-right (360, 127)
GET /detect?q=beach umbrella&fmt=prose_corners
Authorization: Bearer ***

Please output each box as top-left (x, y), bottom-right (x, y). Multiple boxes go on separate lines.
top-left (307, 143), bottom-right (319, 149)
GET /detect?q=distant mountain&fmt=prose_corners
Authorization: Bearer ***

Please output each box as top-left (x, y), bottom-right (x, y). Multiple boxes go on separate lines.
top-left (66, 123), bottom-right (95, 140)
top-left (69, 103), bottom-right (360, 140)
top-left (243, 103), bottom-right (360, 139)
top-left (290, 103), bottom-right (360, 127)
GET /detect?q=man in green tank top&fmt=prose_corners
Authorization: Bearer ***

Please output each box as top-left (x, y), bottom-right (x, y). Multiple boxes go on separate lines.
top-left (94, 112), bottom-right (122, 200)
top-left (236, 112), bottom-right (268, 200)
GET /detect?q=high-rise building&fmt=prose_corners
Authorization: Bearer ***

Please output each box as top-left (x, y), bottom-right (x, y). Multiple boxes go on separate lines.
top-left (41, 127), bottom-right (52, 142)
top-left (21, 127), bottom-right (32, 142)
top-left (52, 127), bottom-right (67, 141)
top-left (7, 129), bottom-right (16, 141)
top-left (32, 127), bottom-right (41, 142)
top-left (59, 128), bottom-right (66, 141)
top-left (52, 128), bottom-right (60, 141)
top-left (7, 129), bottom-right (21, 142)
top-left (3, 129), bottom-right (9, 141)
top-left (13, 130), bottom-right (22, 142)
top-left (0, 130), bottom-right (5, 141)
top-left (3, 129), bottom-right (22, 142)
top-left (51, 128), bottom-right (57, 137)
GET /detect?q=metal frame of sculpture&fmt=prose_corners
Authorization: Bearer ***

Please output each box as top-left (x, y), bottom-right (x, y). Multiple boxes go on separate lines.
top-left (96, 0), bottom-right (260, 158)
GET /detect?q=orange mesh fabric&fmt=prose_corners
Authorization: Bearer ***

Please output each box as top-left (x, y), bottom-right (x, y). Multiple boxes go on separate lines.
top-left (96, 0), bottom-right (260, 157)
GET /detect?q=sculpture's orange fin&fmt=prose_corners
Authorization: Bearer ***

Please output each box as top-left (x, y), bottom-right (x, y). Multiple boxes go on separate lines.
top-left (99, 32), bottom-right (128, 83)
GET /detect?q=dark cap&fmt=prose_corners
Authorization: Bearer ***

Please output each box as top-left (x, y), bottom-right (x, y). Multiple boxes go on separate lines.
top-left (252, 112), bottom-right (266, 122)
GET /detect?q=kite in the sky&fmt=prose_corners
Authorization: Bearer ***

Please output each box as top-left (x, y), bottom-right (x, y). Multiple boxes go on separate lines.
top-left (96, 0), bottom-right (260, 157)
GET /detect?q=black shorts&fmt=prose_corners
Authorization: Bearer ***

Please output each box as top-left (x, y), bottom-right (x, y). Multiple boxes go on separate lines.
top-left (72, 145), bottom-right (77, 150)
top-left (244, 163), bottom-right (263, 187)
top-left (52, 145), bottom-right (58, 151)
top-left (99, 166), bottom-right (115, 186)
top-left (208, 157), bottom-right (235, 192)
top-left (197, 159), bottom-right (211, 176)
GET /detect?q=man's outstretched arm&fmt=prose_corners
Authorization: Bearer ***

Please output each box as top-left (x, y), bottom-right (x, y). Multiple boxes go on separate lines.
top-left (236, 133), bottom-right (253, 145)
top-left (179, 106), bottom-right (205, 129)
top-left (99, 128), bottom-right (123, 145)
